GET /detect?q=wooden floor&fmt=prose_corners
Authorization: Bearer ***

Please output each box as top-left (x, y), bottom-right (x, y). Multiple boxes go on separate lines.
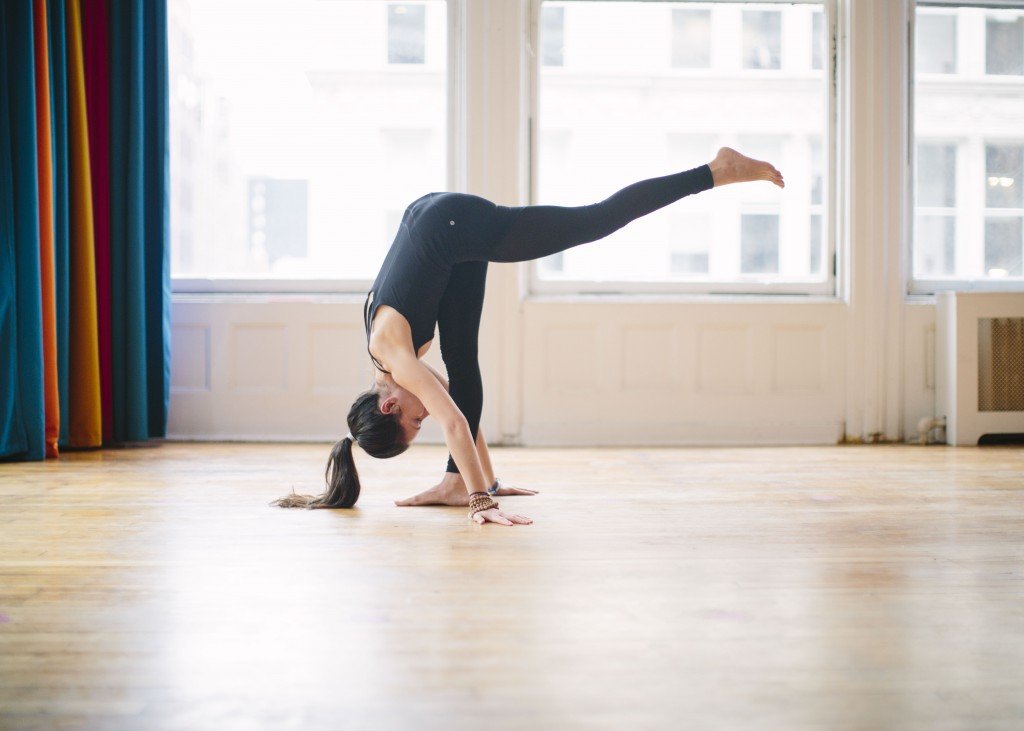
top-left (1, 443), bottom-right (1023, 730)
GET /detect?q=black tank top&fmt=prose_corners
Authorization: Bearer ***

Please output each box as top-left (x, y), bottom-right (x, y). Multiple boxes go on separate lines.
top-left (363, 192), bottom-right (519, 372)
top-left (362, 190), bottom-right (454, 372)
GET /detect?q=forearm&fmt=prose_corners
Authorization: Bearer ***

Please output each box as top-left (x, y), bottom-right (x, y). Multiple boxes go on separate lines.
top-left (442, 419), bottom-right (490, 495)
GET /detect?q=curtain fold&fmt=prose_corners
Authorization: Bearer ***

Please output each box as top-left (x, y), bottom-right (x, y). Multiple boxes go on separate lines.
top-left (83, 0), bottom-right (113, 445)
top-left (49, 0), bottom-right (72, 449)
top-left (110, 0), bottom-right (170, 442)
top-left (0, 0), bottom-right (170, 461)
top-left (34, 0), bottom-right (61, 458)
top-left (66, 0), bottom-right (102, 448)
top-left (1, 0), bottom-right (46, 461)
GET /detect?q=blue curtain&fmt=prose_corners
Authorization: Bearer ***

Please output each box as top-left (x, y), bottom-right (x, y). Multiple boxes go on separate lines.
top-left (109, 0), bottom-right (170, 443)
top-left (0, 0), bottom-right (45, 461)
top-left (49, 0), bottom-right (72, 448)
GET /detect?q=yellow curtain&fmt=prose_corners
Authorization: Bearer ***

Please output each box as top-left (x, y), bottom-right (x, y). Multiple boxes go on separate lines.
top-left (66, 0), bottom-right (101, 447)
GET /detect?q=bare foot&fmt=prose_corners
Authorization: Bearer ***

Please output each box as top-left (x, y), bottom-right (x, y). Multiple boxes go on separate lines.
top-left (395, 477), bottom-right (469, 507)
top-left (394, 473), bottom-right (539, 506)
top-left (708, 146), bottom-right (784, 188)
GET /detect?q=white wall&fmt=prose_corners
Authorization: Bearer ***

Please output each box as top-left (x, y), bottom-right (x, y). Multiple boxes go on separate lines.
top-left (169, 0), bottom-right (952, 446)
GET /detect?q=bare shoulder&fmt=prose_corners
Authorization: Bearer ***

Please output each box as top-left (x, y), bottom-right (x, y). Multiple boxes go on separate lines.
top-left (368, 305), bottom-right (415, 367)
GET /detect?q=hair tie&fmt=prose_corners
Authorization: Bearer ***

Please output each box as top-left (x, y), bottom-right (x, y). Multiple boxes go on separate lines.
top-left (345, 433), bottom-right (355, 443)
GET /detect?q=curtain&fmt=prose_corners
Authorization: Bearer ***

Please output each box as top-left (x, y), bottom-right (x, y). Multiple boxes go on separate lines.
top-left (0, 0), bottom-right (170, 461)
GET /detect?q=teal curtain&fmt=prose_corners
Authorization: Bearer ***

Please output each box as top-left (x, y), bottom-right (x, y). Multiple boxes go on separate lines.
top-left (0, 0), bottom-right (45, 460)
top-left (109, 0), bottom-right (171, 443)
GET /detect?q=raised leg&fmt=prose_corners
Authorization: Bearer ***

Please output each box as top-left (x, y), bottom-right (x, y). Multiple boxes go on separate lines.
top-left (487, 164), bottom-right (714, 263)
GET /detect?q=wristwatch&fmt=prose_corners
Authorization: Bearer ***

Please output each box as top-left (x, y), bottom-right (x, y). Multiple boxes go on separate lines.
top-left (486, 477), bottom-right (501, 496)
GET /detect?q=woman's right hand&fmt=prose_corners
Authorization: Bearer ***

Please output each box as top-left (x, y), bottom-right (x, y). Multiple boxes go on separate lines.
top-left (472, 508), bottom-right (532, 526)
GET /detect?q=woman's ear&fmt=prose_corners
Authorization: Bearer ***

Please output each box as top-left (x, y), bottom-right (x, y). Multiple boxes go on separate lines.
top-left (379, 396), bottom-right (399, 415)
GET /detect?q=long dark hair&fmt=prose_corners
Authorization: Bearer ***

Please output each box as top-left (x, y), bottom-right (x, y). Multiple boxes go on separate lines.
top-left (271, 388), bottom-right (408, 509)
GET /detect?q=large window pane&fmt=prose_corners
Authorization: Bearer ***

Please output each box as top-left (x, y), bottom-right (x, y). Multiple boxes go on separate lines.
top-left (168, 0), bottom-right (447, 281)
top-left (672, 9), bottom-right (711, 69)
top-left (537, 2), bottom-right (828, 286)
top-left (913, 5), bottom-right (1024, 284)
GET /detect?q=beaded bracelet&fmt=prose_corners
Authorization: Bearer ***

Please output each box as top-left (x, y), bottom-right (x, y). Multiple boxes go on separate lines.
top-left (468, 492), bottom-right (499, 517)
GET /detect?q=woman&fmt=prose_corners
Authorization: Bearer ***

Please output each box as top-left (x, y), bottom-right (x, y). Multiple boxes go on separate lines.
top-left (274, 147), bottom-right (784, 525)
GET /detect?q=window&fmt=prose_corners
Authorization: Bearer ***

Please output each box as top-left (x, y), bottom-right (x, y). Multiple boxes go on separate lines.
top-left (388, 4), bottom-right (426, 65)
top-left (669, 212), bottom-right (711, 274)
top-left (741, 214), bottom-right (780, 273)
top-left (914, 143), bottom-right (957, 277)
top-left (168, 0), bottom-right (447, 285)
top-left (535, 1), bottom-right (831, 292)
top-left (912, 4), bottom-right (1024, 288)
top-left (811, 10), bottom-right (824, 71)
top-left (743, 10), bottom-right (782, 70)
top-left (985, 144), bottom-right (1024, 276)
top-left (542, 5), bottom-right (565, 67)
top-left (986, 14), bottom-right (1024, 75)
top-left (916, 11), bottom-right (957, 74)
top-left (672, 9), bottom-right (711, 69)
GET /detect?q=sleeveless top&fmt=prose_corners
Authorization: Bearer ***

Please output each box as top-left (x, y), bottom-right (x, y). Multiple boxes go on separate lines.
top-left (362, 193), bottom-right (459, 373)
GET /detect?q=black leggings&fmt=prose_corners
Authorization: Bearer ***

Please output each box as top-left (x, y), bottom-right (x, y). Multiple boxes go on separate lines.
top-left (442, 165), bottom-right (713, 473)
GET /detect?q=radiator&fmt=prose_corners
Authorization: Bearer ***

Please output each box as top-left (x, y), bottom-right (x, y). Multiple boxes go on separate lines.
top-left (936, 292), bottom-right (1024, 445)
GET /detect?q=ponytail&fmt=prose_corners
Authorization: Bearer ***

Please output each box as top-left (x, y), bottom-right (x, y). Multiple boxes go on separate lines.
top-left (272, 437), bottom-right (361, 509)
top-left (271, 387), bottom-right (410, 510)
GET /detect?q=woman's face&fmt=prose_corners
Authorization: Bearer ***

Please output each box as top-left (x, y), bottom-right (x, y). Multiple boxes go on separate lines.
top-left (379, 385), bottom-right (429, 443)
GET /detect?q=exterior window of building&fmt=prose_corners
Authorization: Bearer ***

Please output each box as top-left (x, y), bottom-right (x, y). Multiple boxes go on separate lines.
top-left (916, 11), bottom-right (957, 74)
top-left (986, 15), bottom-right (1024, 75)
top-left (985, 144), bottom-right (1023, 276)
top-left (536, 2), bottom-right (830, 291)
top-left (913, 4), bottom-right (1024, 288)
top-left (388, 4), bottom-right (426, 65)
top-left (671, 9), bottom-right (711, 69)
top-left (542, 5), bottom-right (565, 67)
top-left (810, 214), bottom-right (823, 275)
top-left (741, 214), bottom-right (780, 274)
top-left (168, 0), bottom-right (447, 284)
top-left (914, 143), bottom-right (957, 277)
top-left (742, 10), bottom-right (782, 70)
top-left (669, 212), bottom-right (710, 275)
top-left (248, 179), bottom-right (309, 267)
top-left (811, 10), bottom-right (824, 71)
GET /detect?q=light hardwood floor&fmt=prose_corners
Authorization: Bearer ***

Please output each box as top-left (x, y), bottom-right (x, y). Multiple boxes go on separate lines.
top-left (1, 443), bottom-right (1023, 730)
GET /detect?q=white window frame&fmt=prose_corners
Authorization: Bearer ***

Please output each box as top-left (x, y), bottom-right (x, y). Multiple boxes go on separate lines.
top-left (908, 0), bottom-right (1024, 294)
top-left (171, 0), bottom-right (460, 295)
top-left (526, 0), bottom-right (840, 297)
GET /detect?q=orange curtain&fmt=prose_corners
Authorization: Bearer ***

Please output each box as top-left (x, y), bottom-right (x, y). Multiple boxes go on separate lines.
top-left (34, 0), bottom-right (60, 457)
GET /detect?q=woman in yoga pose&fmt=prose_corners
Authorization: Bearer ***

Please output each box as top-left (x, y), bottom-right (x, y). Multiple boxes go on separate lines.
top-left (273, 147), bottom-right (783, 524)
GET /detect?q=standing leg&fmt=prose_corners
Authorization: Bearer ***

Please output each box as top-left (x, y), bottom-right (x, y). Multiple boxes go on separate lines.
top-left (436, 260), bottom-right (488, 474)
